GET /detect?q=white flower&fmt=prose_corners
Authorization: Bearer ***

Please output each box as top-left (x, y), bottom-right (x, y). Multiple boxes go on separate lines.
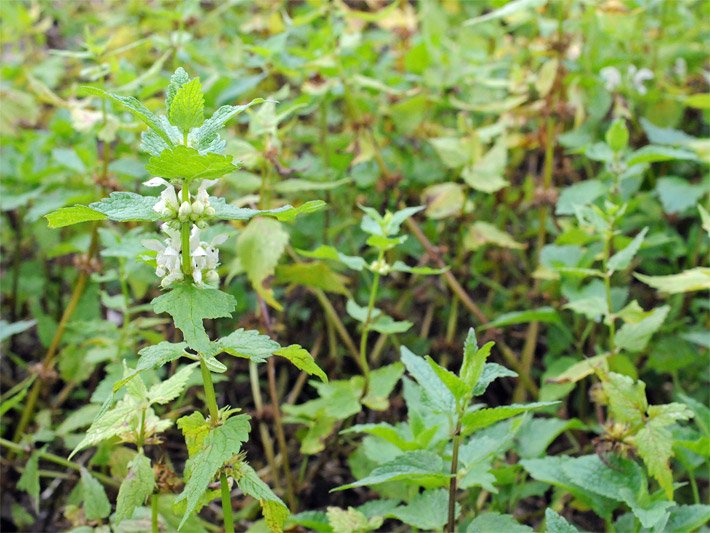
top-left (143, 224), bottom-right (184, 288)
top-left (145, 178), bottom-right (180, 217)
top-left (674, 58), bottom-right (687, 79)
top-left (178, 201), bottom-right (192, 220)
top-left (192, 179), bottom-right (218, 219)
top-left (190, 228), bottom-right (226, 287)
top-left (628, 66), bottom-right (654, 95)
top-left (600, 66), bottom-right (622, 92)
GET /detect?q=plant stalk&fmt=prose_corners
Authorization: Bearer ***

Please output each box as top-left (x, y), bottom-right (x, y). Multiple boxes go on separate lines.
top-left (220, 473), bottom-right (235, 533)
top-left (447, 417), bottom-right (463, 533)
top-left (151, 494), bottom-right (159, 533)
top-left (359, 251), bottom-right (383, 387)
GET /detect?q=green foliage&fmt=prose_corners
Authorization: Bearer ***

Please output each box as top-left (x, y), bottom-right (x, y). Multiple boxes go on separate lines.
top-left (115, 453), bottom-right (154, 522)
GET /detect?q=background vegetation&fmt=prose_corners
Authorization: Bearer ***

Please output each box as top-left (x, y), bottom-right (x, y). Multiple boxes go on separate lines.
top-left (1, 0), bottom-right (708, 532)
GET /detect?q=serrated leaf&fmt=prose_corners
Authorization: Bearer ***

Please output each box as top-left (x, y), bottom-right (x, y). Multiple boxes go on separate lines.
top-left (334, 450), bottom-right (448, 491)
top-left (115, 453), bottom-right (155, 522)
top-left (461, 402), bottom-right (559, 437)
top-left (473, 363), bottom-right (517, 396)
top-left (114, 341), bottom-right (189, 392)
top-left (145, 145), bottom-right (236, 181)
top-left (607, 227), bottom-right (647, 273)
top-left (17, 451), bottom-right (40, 512)
top-left (390, 261), bottom-right (447, 275)
top-left (169, 78), bottom-right (204, 134)
top-left (237, 217), bottom-right (289, 310)
top-left (635, 268), bottom-right (710, 294)
top-left (401, 346), bottom-right (455, 413)
top-left (517, 418), bottom-right (586, 459)
top-left (390, 489), bottom-right (453, 530)
top-left (275, 344), bottom-right (327, 382)
top-left (464, 221), bottom-right (524, 250)
top-left (166, 67), bottom-right (190, 111)
top-left (192, 99), bottom-right (265, 152)
top-left (615, 304), bottom-right (669, 352)
top-left (90, 192), bottom-right (161, 222)
top-left (545, 508), bottom-right (579, 533)
top-left (346, 299), bottom-right (412, 334)
top-left (70, 400), bottom-right (135, 457)
top-left (80, 468), bottom-right (111, 521)
top-left (45, 205), bottom-right (107, 228)
top-left (547, 353), bottom-right (609, 384)
top-left (326, 507), bottom-right (381, 533)
top-left (425, 355), bottom-right (468, 401)
top-left (82, 86), bottom-right (174, 147)
top-left (178, 411), bottom-right (210, 456)
top-left (152, 283), bottom-right (236, 353)
top-left (559, 454), bottom-right (645, 503)
top-left (236, 463), bottom-right (288, 533)
top-left (218, 329), bottom-right (280, 362)
top-left (147, 363), bottom-right (197, 405)
top-left (176, 415), bottom-right (251, 529)
top-left (602, 372), bottom-right (648, 428)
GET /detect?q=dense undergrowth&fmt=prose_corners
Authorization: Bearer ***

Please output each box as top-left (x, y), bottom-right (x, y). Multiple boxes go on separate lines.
top-left (1, 1), bottom-right (708, 532)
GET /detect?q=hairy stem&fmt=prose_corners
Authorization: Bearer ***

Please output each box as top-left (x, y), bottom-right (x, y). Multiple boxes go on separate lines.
top-left (199, 358), bottom-right (220, 424)
top-left (180, 185), bottom-right (192, 277)
top-left (220, 473), bottom-right (235, 533)
top-left (359, 251), bottom-right (383, 388)
top-left (447, 416), bottom-right (463, 532)
top-left (151, 493), bottom-right (159, 533)
top-left (602, 230), bottom-right (616, 352)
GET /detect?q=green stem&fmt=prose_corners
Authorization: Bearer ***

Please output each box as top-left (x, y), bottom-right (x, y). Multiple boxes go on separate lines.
top-left (0, 438), bottom-right (118, 488)
top-left (602, 231), bottom-right (616, 352)
top-left (181, 185), bottom-right (192, 277)
top-left (359, 251), bottom-right (384, 387)
top-left (220, 473), bottom-right (235, 533)
top-left (199, 358), bottom-right (220, 424)
top-left (151, 494), bottom-right (159, 533)
top-left (447, 416), bottom-right (463, 532)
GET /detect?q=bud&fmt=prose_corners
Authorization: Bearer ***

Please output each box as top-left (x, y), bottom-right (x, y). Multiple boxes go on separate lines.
top-left (192, 200), bottom-right (205, 216)
top-left (206, 269), bottom-right (220, 287)
top-left (178, 201), bottom-right (192, 220)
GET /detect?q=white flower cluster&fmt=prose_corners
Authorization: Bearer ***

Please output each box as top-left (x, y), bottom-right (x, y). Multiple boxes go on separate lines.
top-left (143, 178), bottom-right (225, 288)
top-left (600, 65), bottom-right (654, 95)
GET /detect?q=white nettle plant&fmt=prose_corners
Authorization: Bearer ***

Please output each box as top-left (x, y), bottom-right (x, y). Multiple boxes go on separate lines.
top-left (45, 68), bottom-right (328, 533)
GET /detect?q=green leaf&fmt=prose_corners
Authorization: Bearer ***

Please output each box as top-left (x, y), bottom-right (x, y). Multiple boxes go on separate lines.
top-left (630, 403), bottom-right (693, 499)
top-left (45, 205), bottom-right (107, 228)
top-left (218, 329), bottom-right (280, 362)
top-left (17, 451), bottom-right (40, 512)
top-left (429, 137), bottom-right (469, 168)
top-left (236, 463), bottom-right (289, 533)
top-left (699, 205), bottom-right (710, 234)
top-left (390, 489), bottom-right (453, 531)
top-left (607, 227), bottom-right (647, 273)
top-left (666, 505), bottom-right (710, 532)
top-left (90, 192), bottom-right (161, 222)
top-left (237, 217), bottom-right (289, 310)
top-left (559, 455), bottom-right (646, 504)
top-left (461, 402), bottom-right (559, 437)
top-left (547, 353), bottom-right (609, 384)
top-left (147, 363), bottom-right (197, 405)
top-left (606, 119), bottom-right (629, 152)
top-left (656, 176), bottom-right (707, 214)
top-left (466, 513), bottom-right (532, 532)
top-left (361, 362), bottom-right (404, 411)
top-left (152, 283), bottom-right (236, 353)
top-left (346, 300), bottom-right (413, 334)
top-left (615, 304), bottom-right (669, 352)
top-left (178, 411), bottom-right (210, 456)
top-left (70, 400), bottom-right (136, 457)
top-left (464, 221), bottom-right (524, 250)
top-left (333, 450), bottom-right (448, 491)
top-left (425, 355), bottom-right (468, 402)
top-left (211, 198), bottom-right (326, 222)
top-left (635, 268), bottom-right (710, 294)
top-left (80, 468), bottom-right (111, 521)
top-left (326, 507), bottom-right (381, 533)
top-left (602, 372), bottom-right (648, 428)
top-left (296, 245), bottom-right (366, 271)
top-left (275, 344), bottom-right (327, 382)
top-left (462, 137), bottom-right (508, 193)
top-left (113, 341), bottom-right (189, 392)
top-left (81, 86), bottom-right (174, 147)
top-left (192, 99), bottom-right (265, 152)
top-left (422, 182), bottom-right (465, 219)
top-left (626, 145), bottom-right (699, 165)
top-left (0, 319), bottom-right (36, 343)
top-left (517, 418), bottom-right (586, 458)
top-left (545, 508), bottom-right (579, 533)
top-left (168, 77), bottom-right (204, 134)
top-left (166, 67), bottom-right (190, 111)
top-left (390, 261), bottom-right (447, 275)
top-left (145, 146), bottom-right (236, 181)
top-left (401, 346), bottom-right (455, 413)
top-left (275, 262), bottom-right (351, 295)
top-left (483, 307), bottom-right (560, 329)
top-left (176, 415), bottom-right (251, 529)
top-left (115, 453), bottom-right (155, 522)
top-left (473, 363), bottom-right (517, 396)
